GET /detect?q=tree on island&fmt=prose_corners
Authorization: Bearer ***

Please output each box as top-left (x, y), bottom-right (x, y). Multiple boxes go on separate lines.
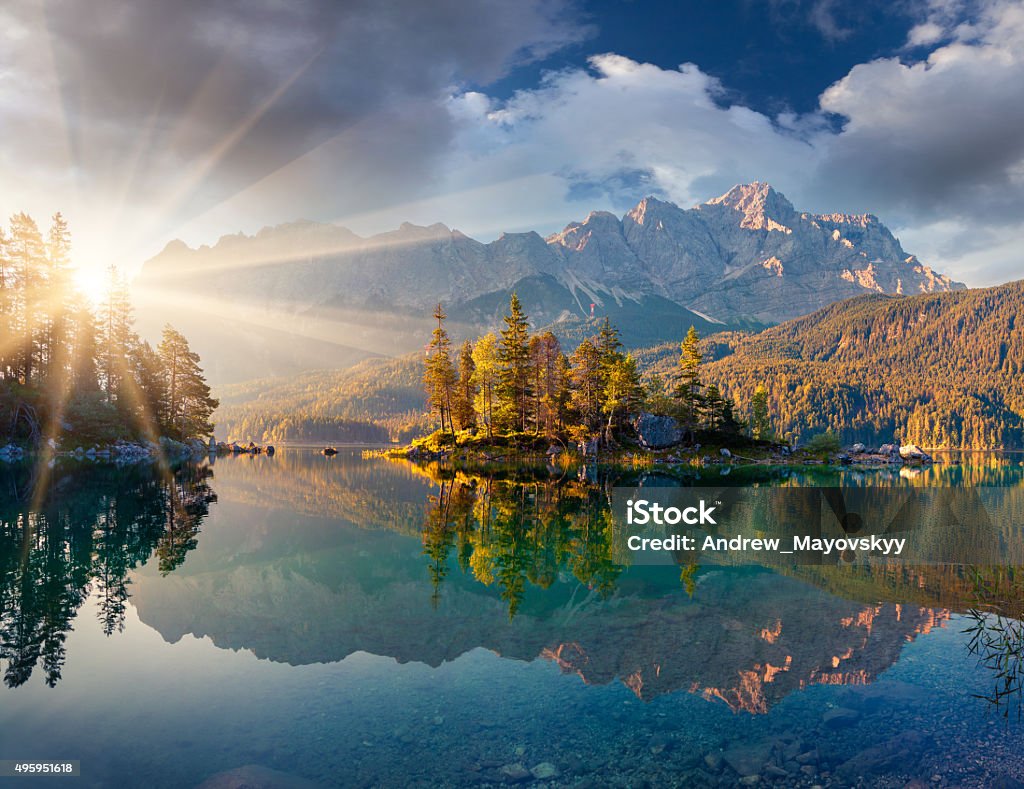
top-left (413, 295), bottom-right (770, 454)
top-left (497, 292), bottom-right (532, 433)
top-left (567, 338), bottom-right (602, 445)
top-left (453, 340), bottom-right (476, 432)
top-left (529, 331), bottom-right (567, 438)
top-left (471, 333), bottom-right (499, 438)
top-left (423, 303), bottom-right (456, 438)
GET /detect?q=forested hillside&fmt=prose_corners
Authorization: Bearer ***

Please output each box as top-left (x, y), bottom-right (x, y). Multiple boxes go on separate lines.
top-left (215, 280), bottom-right (1024, 450)
top-left (688, 282), bottom-right (1024, 448)
top-left (215, 355), bottom-right (426, 443)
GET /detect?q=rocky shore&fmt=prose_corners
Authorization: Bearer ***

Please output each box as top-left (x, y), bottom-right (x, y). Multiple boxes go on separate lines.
top-left (0, 436), bottom-right (217, 465)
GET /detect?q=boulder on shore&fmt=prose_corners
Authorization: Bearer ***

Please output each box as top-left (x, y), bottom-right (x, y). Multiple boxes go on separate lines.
top-left (899, 444), bottom-right (932, 463)
top-left (633, 412), bottom-right (684, 449)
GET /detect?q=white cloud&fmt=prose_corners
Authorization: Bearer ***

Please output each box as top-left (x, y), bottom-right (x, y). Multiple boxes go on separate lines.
top-left (907, 21), bottom-right (945, 47)
top-left (416, 0), bottom-right (1024, 286)
top-left (4, 0), bottom-right (1023, 289)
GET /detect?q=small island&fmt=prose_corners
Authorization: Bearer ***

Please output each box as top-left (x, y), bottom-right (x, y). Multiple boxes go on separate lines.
top-left (387, 294), bottom-right (933, 470)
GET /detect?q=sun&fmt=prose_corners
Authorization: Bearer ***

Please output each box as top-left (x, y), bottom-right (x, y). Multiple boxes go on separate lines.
top-left (72, 263), bottom-right (110, 305)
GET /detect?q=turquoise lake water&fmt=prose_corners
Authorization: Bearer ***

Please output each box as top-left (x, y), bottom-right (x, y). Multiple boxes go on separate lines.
top-left (3, 449), bottom-right (1024, 788)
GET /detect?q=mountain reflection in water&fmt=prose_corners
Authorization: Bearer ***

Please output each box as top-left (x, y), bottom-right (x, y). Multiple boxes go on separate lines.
top-left (7, 449), bottom-right (1024, 786)
top-left (5, 449), bottom-right (1020, 717)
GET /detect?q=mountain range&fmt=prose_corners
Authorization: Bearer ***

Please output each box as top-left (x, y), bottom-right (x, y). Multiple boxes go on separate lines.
top-left (135, 182), bottom-right (962, 384)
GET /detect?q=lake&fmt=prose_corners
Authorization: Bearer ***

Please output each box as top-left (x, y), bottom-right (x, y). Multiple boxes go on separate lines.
top-left (3, 449), bottom-right (1024, 788)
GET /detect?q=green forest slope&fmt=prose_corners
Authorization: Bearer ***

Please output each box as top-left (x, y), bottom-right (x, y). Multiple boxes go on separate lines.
top-left (216, 280), bottom-right (1024, 449)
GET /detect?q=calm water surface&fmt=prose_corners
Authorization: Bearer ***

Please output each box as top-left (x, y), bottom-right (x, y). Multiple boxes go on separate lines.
top-left (3, 450), bottom-right (1024, 788)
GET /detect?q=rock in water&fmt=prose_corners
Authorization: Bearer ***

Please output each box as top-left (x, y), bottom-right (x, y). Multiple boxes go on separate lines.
top-left (836, 730), bottom-right (932, 781)
top-left (530, 762), bottom-right (560, 779)
top-left (499, 763), bottom-right (531, 782)
top-left (633, 412), bottom-right (684, 449)
top-left (722, 740), bottom-right (773, 777)
top-left (196, 764), bottom-right (324, 788)
top-left (822, 707), bottom-right (860, 728)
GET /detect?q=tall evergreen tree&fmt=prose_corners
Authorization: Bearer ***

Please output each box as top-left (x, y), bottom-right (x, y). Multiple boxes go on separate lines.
top-left (8, 213), bottom-right (46, 384)
top-left (675, 325), bottom-right (704, 438)
top-left (530, 331), bottom-right (565, 437)
top-left (157, 325), bottom-right (218, 440)
top-left (68, 295), bottom-right (100, 393)
top-left (43, 212), bottom-right (73, 386)
top-left (703, 383), bottom-right (725, 430)
top-left (497, 293), bottom-right (532, 432)
top-left (750, 384), bottom-right (772, 441)
top-left (423, 303), bottom-right (456, 436)
top-left (0, 227), bottom-right (11, 380)
top-left (99, 265), bottom-right (135, 405)
top-left (568, 338), bottom-right (602, 441)
top-left (453, 340), bottom-right (477, 431)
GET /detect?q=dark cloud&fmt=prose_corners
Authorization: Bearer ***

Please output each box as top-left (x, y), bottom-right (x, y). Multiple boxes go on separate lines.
top-left (4, 0), bottom-right (589, 228)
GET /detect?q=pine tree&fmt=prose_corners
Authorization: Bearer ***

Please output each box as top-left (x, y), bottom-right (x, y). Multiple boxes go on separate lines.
top-left (99, 265), bottom-right (135, 405)
top-left (497, 293), bottom-right (532, 432)
top-left (453, 340), bottom-right (477, 431)
top-left (596, 317), bottom-right (622, 374)
top-left (8, 213), bottom-right (47, 384)
top-left (569, 338), bottom-right (602, 441)
top-left (750, 384), bottom-right (772, 441)
top-left (423, 303), bottom-right (456, 437)
top-left (675, 325), bottom-right (704, 438)
top-left (0, 227), bottom-right (12, 380)
top-left (157, 325), bottom-right (218, 440)
top-left (43, 212), bottom-right (73, 386)
top-left (530, 331), bottom-right (565, 437)
top-left (703, 383), bottom-right (725, 430)
top-left (68, 295), bottom-right (100, 393)
top-left (129, 340), bottom-right (167, 437)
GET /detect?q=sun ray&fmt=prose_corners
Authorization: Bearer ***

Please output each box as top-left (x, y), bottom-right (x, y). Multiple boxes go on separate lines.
top-left (130, 283), bottom-right (435, 359)
top-left (131, 47), bottom-right (324, 252)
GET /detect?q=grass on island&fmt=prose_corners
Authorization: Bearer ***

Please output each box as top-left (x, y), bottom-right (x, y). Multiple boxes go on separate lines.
top-left (380, 426), bottom-right (799, 470)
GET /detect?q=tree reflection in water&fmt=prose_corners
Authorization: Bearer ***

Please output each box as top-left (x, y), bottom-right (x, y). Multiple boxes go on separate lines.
top-left (0, 462), bottom-right (215, 688)
top-left (420, 472), bottom-right (623, 618)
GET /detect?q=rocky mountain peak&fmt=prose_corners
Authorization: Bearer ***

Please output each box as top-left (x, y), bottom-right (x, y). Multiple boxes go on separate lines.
top-left (393, 221), bottom-right (452, 239)
top-left (625, 196), bottom-right (676, 226)
top-left (583, 209), bottom-right (621, 227)
top-left (706, 182), bottom-right (797, 231)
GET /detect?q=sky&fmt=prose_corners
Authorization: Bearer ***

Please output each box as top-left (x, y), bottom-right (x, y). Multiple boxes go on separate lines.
top-left (2, 0), bottom-right (1023, 292)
